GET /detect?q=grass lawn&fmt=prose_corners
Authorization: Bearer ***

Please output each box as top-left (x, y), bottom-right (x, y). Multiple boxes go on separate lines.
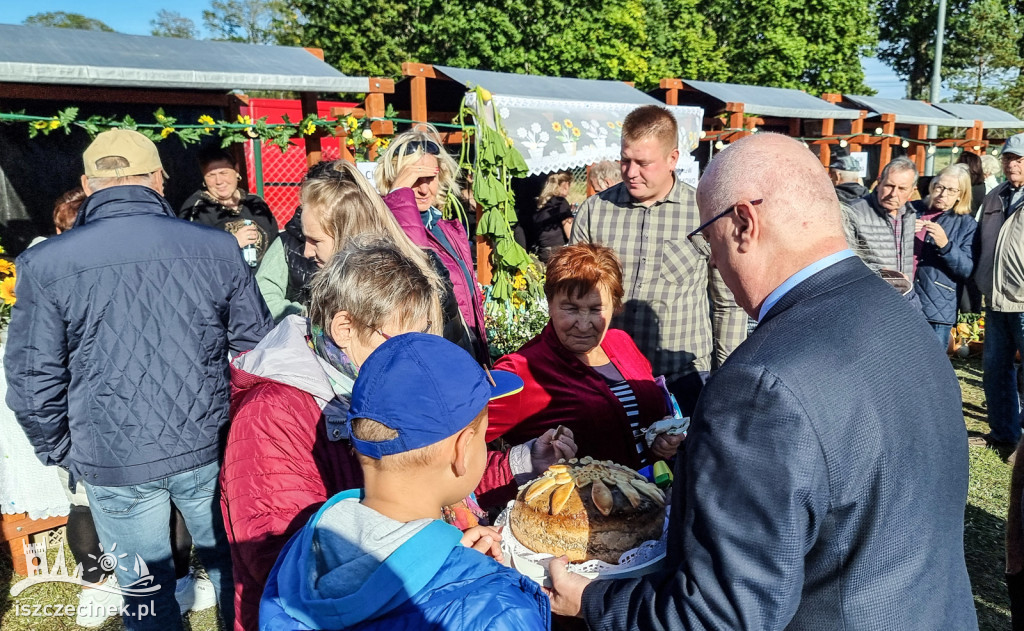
top-left (0, 354), bottom-right (1014, 629)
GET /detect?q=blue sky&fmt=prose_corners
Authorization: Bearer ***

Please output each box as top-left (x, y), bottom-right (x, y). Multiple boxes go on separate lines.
top-left (1, 0), bottom-right (909, 99)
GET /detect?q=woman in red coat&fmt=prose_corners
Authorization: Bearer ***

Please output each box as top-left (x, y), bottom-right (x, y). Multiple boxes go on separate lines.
top-left (488, 243), bottom-right (673, 472)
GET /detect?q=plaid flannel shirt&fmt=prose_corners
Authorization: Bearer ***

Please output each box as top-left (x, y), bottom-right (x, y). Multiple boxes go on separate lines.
top-left (569, 180), bottom-right (747, 377)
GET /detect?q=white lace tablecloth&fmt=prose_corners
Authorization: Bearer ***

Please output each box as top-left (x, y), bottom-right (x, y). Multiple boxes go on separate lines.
top-left (0, 343), bottom-right (71, 519)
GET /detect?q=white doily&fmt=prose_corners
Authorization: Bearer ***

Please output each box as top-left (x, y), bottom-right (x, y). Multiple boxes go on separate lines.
top-left (495, 500), bottom-right (668, 583)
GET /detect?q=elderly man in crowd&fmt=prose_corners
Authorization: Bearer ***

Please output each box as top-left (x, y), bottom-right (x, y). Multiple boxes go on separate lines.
top-left (570, 105), bottom-right (746, 418)
top-left (5, 129), bottom-right (272, 630)
top-left (547, 132), bottom-right (977, 630)
top-left (844, 156), bottom-right (919, 278)
top-left (587, 160), bottom-right (622, 193)
top-left (828, 154), bottom-right (868, 203)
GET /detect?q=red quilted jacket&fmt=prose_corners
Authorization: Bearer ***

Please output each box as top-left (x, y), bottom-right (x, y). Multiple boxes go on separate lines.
top-left (219, 317), bottom-right (516, 631)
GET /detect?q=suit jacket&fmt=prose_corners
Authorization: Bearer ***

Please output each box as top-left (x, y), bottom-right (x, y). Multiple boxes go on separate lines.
top-left (581, 256), bottom-right (977, 630)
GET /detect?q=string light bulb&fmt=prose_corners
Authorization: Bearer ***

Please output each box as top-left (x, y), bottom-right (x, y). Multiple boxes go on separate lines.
top-left (874, 127), bottom-right (884, 135)
top-left (750, 126), bottom-right (758, 133)
top-left (715, 140), bottom-right (725, 150)
top-left (927, 146), bottom-right (936, 155)
top-left (901, 140), bottom-right (909, 148)
top-left (839, 139), bottom-right (848, 148)
top-left (699, 130), bottom-right (706, 139)
top-left (951, 146), bottom-right (960, 154)
top-left (973, 145), bottom-right (981, 152)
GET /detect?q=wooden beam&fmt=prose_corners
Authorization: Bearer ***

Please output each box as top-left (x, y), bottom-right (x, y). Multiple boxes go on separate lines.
top-left (0, 82), bottom-right (232, 107)
top-left (367, 77), bottom-right (396, 94)
top-left (878, 113), bottom-right (897, 175)
top-left (304, 47), bottom-right (325, 61)
top-left (401, 63), bottom-right (438, 79)
top-left (912, 125), bottom-right (927, 174)
top-left (660, 78), bottom-right (685, 90)
top-left (725, 103), bottom-right (746, 139)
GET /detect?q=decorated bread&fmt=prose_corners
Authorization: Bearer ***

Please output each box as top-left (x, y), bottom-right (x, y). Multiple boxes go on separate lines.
top-left (509, 457), bottom-right (666, 564)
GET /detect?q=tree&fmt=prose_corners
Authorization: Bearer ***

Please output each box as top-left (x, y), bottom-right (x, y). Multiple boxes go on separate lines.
top-left (698, 0), bottom-right (876, 95)
top-left (203, 0), bottom-right (290, 44)
top-left (945, 0), bottom-right (1022, 107)
top-left (23, 12), bottom-right (114, 32)
top-left (151, 9), bottom-right (200, 39)
top-left (876, 0), bottom-right (977, 99)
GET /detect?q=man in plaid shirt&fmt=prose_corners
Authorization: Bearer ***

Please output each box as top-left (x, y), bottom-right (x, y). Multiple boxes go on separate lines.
top-left (570, 105), bottom-right (747, 416)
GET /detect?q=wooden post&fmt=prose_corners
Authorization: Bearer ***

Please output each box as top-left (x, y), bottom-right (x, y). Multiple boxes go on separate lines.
top-left (849, 111), bottom-right (866, 152)
top-left (300, 91), bottom-right (323, 167)
top-left (227, 93), bottom-right (251, 187)
top-left (402, 63), bottom-right (436, 124)
top-left (366, 77), bottom-right (396, 138)
top-left (912, 125), bottom-right (928, 174)
top-left (820, 116), bottom-right (835, 167)
top-left (878, 113), bottom-right (897, 174)
top-left (726, 102), bottom-right (746, 138)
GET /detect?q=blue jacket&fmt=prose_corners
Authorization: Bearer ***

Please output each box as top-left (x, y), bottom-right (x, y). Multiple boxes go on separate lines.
top-left (582, 257), bottom-right (977, 630)
top-left (4, 185), bottom-right (272, 487)
top-left (260, 490), bottom-right (550, 631)
top-left (912, 201), bottom-right (977, 324)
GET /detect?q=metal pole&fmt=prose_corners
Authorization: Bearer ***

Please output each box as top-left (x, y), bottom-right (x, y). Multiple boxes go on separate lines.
top-left (925, 0), bottom-right (947, 175)
top-left (252, 138), bottom-right (265, 199)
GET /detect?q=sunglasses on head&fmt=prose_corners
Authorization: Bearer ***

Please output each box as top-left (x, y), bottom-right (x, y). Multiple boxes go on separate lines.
top-left (402, 140), bottom-right (441, 156)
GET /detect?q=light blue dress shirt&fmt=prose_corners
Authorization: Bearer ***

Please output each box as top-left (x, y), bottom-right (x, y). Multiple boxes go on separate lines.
top-left (757, 250), bottom-right (856, 322)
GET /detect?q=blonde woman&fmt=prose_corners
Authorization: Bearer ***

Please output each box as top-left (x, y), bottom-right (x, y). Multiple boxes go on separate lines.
top-left (375, 125), bottom-right (488, 363)
top-left (531, 171), bottom-right (574, 262)
top-left (297, 160), bottom-right (474, 354)
top-left (913, 164), bottom-right (977, 346)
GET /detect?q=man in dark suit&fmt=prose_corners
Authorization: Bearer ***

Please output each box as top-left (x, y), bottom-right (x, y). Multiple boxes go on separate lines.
top-left (546, 133), bottom-right (977, 629)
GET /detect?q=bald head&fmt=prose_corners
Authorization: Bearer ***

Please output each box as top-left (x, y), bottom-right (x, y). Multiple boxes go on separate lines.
top-left (697, 133), bottom-right (844, 239)
top-left (694, 133), bottom-right (849, 318)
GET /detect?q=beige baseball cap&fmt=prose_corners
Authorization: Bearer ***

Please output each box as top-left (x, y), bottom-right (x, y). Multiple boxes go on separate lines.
top-left (83, 129), bottom-right (165, 178)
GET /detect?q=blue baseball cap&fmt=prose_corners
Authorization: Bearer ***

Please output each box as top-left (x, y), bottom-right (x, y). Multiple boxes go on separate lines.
top-left (347, 333), bottom-right (523, 459)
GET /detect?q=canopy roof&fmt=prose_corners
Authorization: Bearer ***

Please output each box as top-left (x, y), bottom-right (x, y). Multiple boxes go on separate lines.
top-left (0, 23), bottom-right (369, 93)
top-left (679, 79), bottom-right (861, 120)
top-left (930, 102), bottom-right (1024, 129)
top-left (434, 65), bottom-right (657, 104)
top-left (842, 94), bottom-right (970, 127)
top-left (436, 65), bottom-right (702, 178)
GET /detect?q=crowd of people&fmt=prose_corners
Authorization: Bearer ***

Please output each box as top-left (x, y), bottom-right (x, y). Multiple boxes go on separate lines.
top-left (8, 102), bottom-right (1024, 630)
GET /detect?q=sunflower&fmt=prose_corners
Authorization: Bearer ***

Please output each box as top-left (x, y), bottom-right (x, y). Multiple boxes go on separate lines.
top-left (551, 122), bottom-right (562, 132)
top-left (606, 121), bottom-right (617, 129)
top-left (0, 260), bottom-right (13, 275)
top-left (571, 127), bottom-right (581, 138)
top-left (564, 119), bottom-right (574, 128)
top-left (160, 127), bottom-right (175, 139)
top-left (1, 276), bottom-right (15, 305)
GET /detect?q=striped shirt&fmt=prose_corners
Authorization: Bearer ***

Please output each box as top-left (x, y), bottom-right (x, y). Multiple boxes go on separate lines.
top-left (593, 362), bottom-right (646, 464)
top-left (570, 181), bottom-right (748, 377)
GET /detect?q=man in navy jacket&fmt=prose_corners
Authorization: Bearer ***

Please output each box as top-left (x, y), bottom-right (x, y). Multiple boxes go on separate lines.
top-left (547, 133), bottom-right (977, 630)
top-left (5, 130), bottom-right (272, 630)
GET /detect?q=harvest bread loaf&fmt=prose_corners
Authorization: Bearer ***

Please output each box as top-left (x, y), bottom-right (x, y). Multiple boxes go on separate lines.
top-left (509, 457), bottom-right (666, 563)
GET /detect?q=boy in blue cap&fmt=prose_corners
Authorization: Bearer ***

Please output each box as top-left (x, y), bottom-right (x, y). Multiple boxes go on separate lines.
top-left (259, 333), bottom-right (550, 630)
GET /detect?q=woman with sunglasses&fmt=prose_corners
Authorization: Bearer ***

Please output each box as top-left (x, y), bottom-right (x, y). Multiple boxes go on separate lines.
top-left (375, 125), bottom-right (489, 363)
top-left (912, 164), bottom-right (977, 347)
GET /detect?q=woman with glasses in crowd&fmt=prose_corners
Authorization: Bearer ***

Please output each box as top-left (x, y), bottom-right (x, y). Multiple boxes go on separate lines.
top-left (913, 164), bottom-right (978, 347)
top-left (375, 125), bottom-right (489, 363)
top-left (219, 164), bottom-right (574, 631)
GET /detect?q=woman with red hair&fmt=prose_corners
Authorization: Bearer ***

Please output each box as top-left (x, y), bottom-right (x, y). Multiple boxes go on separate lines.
top-left (487, 243), bottom-right (670, 471)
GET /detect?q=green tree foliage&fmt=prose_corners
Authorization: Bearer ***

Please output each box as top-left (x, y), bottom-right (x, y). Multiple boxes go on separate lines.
top-left (23, 12), bottom-right (115, 32)
top-left (698, 0), bottom-right (876, 94)
top-left (876, 0), bottom-right (979, 99)
top-left (151, 9), bottom-right (200, 39)
top-left (283, 0), bottom-right (723, 89)
top-left (945, 0), bottom-right (1023, 114)
top-left (203, 0), bottom-right (289, 44)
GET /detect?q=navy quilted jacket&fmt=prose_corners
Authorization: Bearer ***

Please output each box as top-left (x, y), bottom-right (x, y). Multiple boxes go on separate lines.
top-left (4, 185), bottom-right (273, 487)
top-left (911, 201), bottom-right (978, 325)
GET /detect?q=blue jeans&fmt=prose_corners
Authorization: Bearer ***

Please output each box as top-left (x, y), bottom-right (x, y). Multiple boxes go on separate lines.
top-left (84, 461), bottom-right (233, 631)
top-left (982, 309), bottom-right (1024, 444)
top-left (931, 322), bottom-right (952, 350)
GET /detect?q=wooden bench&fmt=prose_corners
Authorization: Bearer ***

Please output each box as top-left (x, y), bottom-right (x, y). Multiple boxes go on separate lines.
top-left (1, 512), bottom-right (68, 576)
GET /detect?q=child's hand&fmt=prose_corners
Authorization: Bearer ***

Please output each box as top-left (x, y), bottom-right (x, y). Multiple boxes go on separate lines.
top-left (460, 525), bottom-right (504, 563)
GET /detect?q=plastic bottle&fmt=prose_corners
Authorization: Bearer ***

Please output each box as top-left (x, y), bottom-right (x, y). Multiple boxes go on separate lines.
top-left (241, 219), bottom-right (258, 268)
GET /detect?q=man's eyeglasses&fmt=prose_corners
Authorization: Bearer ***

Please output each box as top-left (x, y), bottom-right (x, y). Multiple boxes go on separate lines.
top-left (402, 140), bottom-right (441, 156)
top-left (686, 199), bottom-right (763, 257)
top-left (376, 321), bottom-right (432, 340)
top-left (932, 185), bottom-right (960, 197)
